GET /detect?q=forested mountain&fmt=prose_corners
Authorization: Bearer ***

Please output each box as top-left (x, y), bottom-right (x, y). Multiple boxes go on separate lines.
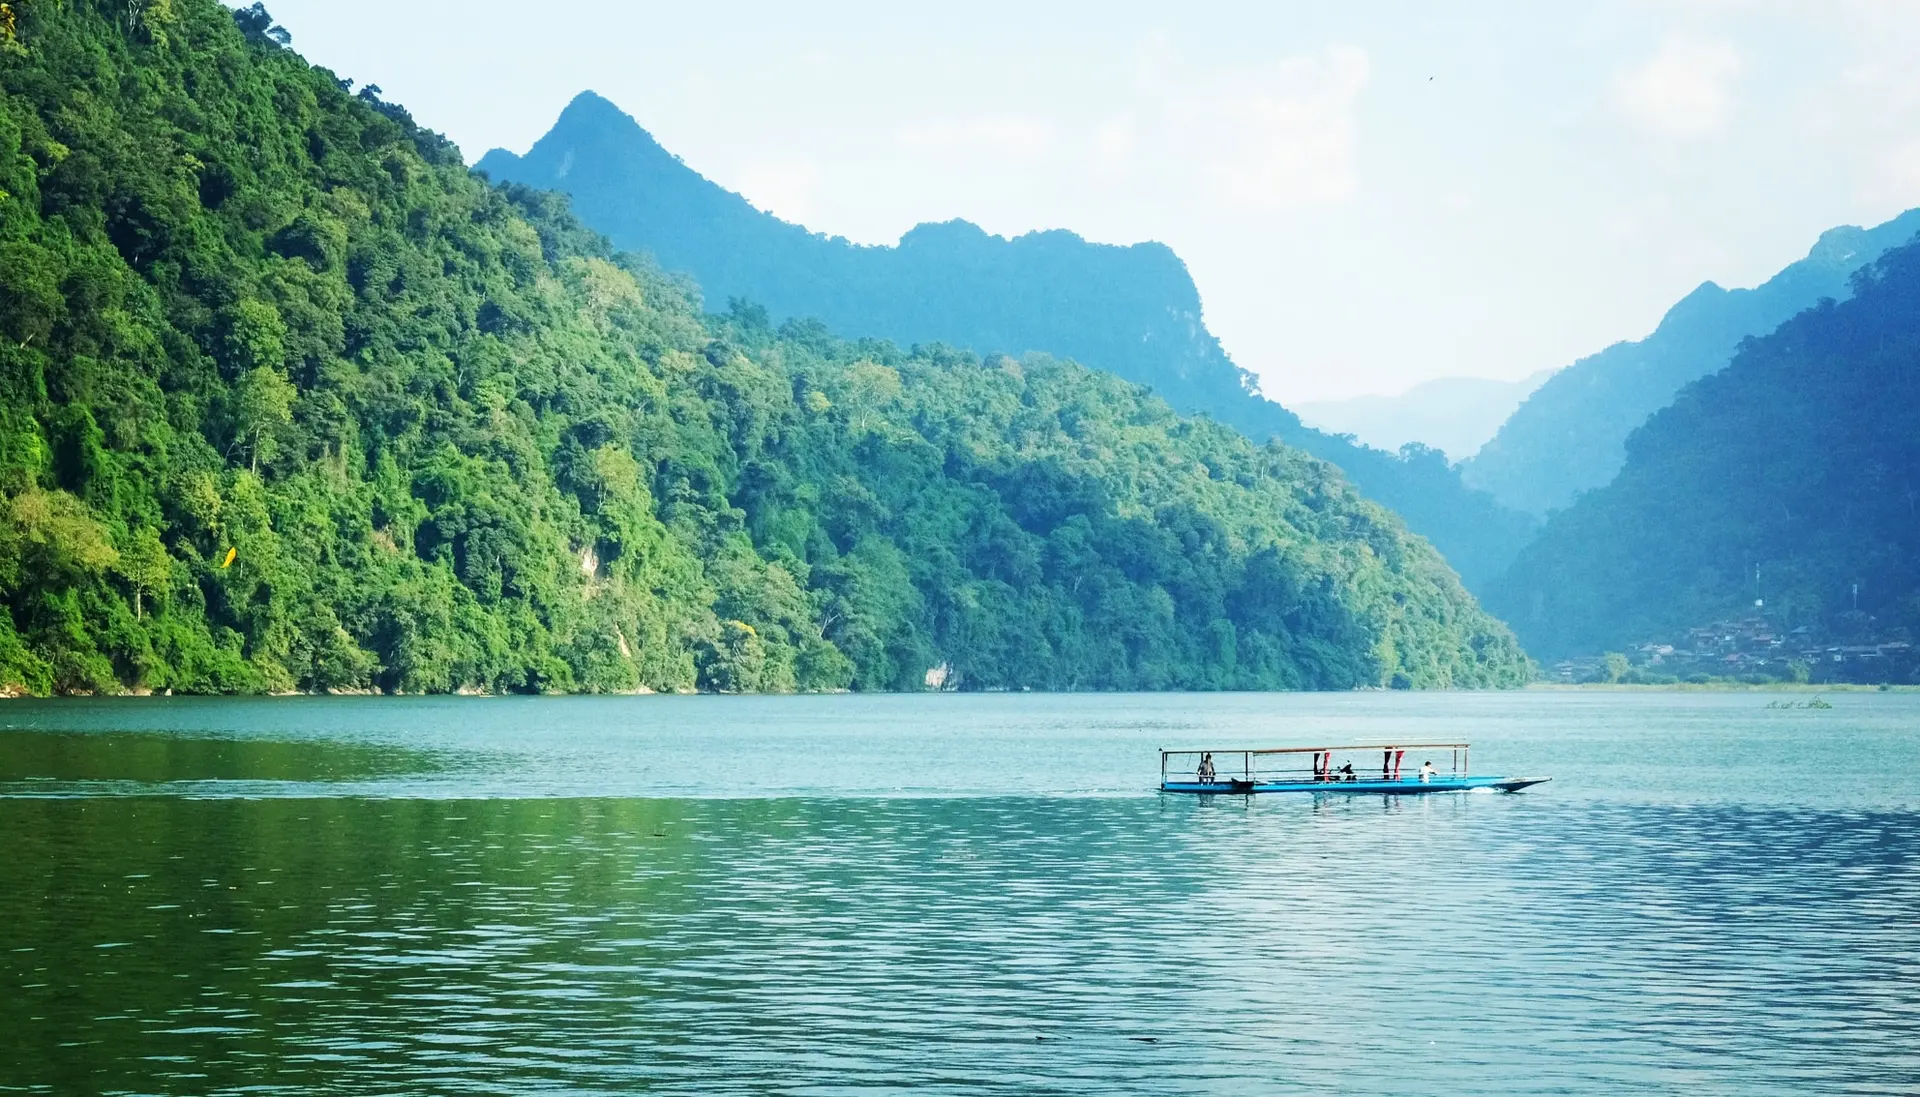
top-left (1466, 210), bottom-right (1920, 518)
top-left (1489, 240), bottom-right (1920, 664)
top-left (1296, 371), bottom-right (1552, 461)
top-left (478, 93), bottom-right (1536, 590)
top-left (0, 0), bottom-right (1528, 695)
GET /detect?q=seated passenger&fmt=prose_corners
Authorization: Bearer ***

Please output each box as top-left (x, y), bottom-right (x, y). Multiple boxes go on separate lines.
top-left (1337, 762), bottom-right (1355, 782)
top-left (1197, 753), bottom-right (1216, 783)
top-left (1419, 760), bottom-right (1437, 783)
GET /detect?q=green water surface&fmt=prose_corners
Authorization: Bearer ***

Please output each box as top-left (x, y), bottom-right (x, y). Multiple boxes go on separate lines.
top-left (2, 691), bottom-right (1916, 1095)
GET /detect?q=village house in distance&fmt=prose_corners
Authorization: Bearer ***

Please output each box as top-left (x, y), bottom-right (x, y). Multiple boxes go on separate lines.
top-left (1555, 614), bottom-right (1916, 686)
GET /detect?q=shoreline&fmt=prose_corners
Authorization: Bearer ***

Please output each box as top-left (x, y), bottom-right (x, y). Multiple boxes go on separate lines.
top-left (1526, 681), bottom-right (1915, 693)
top-left (0, 681), bottom-right (1911, 700)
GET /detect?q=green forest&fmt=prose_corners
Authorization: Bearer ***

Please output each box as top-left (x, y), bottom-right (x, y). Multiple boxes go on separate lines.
top-left (479, 93), bottom-right (1538, 592)
top-left (1491, 240), bottom-right (1920, 668)
top-left (0, 0), bottom-right (1528, 696)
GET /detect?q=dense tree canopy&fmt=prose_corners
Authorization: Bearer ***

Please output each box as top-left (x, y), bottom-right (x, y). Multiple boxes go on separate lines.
top-left (479, 92), bottom-right (1538, 592)
top-left (0, 0), bottom-right (1528, 695)
top-left (1490, 241), bottom-right (1920, 664)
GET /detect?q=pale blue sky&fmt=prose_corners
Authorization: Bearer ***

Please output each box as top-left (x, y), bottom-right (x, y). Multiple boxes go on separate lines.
top-left (251, 1), bottom-right (1920, 402)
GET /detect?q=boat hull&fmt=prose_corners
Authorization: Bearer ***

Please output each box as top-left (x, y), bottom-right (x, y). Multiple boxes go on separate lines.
top-left (1160, 776), bottom-right (1550, 795)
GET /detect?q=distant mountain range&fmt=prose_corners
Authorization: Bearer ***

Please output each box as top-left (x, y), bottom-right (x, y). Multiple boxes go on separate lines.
top-left (1465, 209), bottom-right (1920, 519)
top-left (477, 92), bottom-right (1537, 591)
top-left (1489, 238), bottom-right (1920, 672)
top-left (1296, 372), bottom-right (1553, 462)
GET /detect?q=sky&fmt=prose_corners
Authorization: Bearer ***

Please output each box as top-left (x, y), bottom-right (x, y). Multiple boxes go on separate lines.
top-left (248, 1), bottom-right (1920, 403)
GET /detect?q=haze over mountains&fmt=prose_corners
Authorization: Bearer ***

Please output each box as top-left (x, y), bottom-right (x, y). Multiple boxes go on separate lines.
top-left (1465, 210), bottom-right (1920, 519)
top-left (478, 92), bottom-right (1538, 591)
top-left (1296, 372), bottom-right (1553, 462)
top-left (1491, 239), bottom-right (1920, 678)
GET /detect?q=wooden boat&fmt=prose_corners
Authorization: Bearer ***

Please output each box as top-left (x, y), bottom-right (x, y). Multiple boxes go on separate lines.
top-left (1159, 743), bottom-right (1549, 795)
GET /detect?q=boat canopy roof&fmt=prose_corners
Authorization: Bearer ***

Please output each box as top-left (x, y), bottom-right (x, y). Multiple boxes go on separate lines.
top-left (1161, 743), bottom-right (1469, 757)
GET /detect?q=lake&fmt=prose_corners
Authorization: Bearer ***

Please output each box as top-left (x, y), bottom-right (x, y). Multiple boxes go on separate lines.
top-left (2, 691), bottom-right (1916, 1095)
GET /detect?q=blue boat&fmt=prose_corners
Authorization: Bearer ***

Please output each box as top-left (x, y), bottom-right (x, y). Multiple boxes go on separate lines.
top-left (1160, 743), bottom-right (1549, 795)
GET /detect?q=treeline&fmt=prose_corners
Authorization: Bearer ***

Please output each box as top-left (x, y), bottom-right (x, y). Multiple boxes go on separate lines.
top-left (0, 0), bottom-right (1528, 695)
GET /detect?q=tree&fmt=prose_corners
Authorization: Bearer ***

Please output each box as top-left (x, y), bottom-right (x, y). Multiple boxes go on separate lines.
top-left (5, 489), bottom-right (118, 580)
top-left (222, 300), bottom-right (287, 375)
top-left (231, 3), bottom-right (290, 45)
top-left (1602, 652), bottom-right (1629, 684)
top-left (0, 244), bottom-right (66, 349)
top-left (236, 367), bottom-right (295, 472)
top-left (116, 527), bottom-right (173, 619)
top-left (839, 361), bottom-right (902, 434)
top-left (700, 620), bottom-right (767, 693)
top-left (119, 0), bottom-right (176, 40)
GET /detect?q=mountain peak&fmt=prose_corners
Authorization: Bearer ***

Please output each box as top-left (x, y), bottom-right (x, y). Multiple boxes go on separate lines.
top-left (480, 90), bottom-right (1541, 589)
top-left (564, 88), bottom-right (621, 114)
top-left (1808, 223), bottom-right (1868, 267)
top-left (898, 219), bottom-right (994, 248)
top-left (1465, 206), bottom-right (1920, 520)
top-left (1653, 279), bottom-right (1730, 332)
top-left (555, 89), bottom-right (647, 137)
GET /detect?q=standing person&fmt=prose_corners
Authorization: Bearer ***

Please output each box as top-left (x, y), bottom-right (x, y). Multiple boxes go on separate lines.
top-left (1419, 760), bottom-right (1437, 783)
top-left (1197, 753), bottom-right (1216, 783)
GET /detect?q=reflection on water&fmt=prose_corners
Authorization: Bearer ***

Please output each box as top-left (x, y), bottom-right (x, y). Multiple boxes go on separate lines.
top-left (2, 693), bottom-right (1918, 1094)
top-left (0, 729), bottom-right (453, 788)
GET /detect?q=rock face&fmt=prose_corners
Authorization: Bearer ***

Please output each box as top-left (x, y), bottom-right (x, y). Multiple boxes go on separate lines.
top-left (479, 92), bottom-right (1538, 593)
top-left (1464, 211), bottom-right (1920, 520)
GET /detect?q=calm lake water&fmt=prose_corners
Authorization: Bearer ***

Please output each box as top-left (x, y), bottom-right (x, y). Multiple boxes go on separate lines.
top-left (2, 691), bottom-right (1917, 1095)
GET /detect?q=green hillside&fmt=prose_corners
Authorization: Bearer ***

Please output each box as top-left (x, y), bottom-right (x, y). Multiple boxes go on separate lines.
top-left (1490, 240), bottom-right (1920, 670)
top-left (0, 0), bottom-right (1527, 695)
top-left (479, 93), bottom-right (1537, 591)
top-left (1465, 211), bottom-right (1920, 519)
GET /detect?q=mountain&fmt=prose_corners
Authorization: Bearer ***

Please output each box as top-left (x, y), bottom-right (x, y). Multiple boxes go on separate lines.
top-left (1296, 372), bottom-right (1553, 461)
top-left (0, 0), bottom-right (1528, 694)
top-left (1465, 210), bottom-right (1920, 518)
top-left (1488, 239), bottom-right (1920, 670)
top-left (477, 93), bottom-right (1537, 591)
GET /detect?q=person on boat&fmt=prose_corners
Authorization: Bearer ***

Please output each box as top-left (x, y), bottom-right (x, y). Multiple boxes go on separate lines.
top-left (1336, 762), bottom-right (1355, 782)
top-left (1419, 760), bottom-right (1437, 783)
top-left (1197, 753), bottom-right (1216, 783)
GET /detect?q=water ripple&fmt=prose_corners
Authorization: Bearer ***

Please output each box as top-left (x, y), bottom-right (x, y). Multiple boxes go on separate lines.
top-left (5, 691), bottom-right (1920, 1094)
top-left (3, 792), bottom-right (1917, 1095)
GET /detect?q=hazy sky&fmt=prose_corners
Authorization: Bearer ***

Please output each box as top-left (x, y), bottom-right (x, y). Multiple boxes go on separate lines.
top-left (250, 1), bottom-right (1920, 403)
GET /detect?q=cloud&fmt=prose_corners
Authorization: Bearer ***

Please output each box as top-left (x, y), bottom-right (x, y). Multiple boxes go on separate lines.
top-left (887, 47), bottom-right (1368, 216)
top-left (895, 116), bottom-right (1055, 160)
top-left (1094, 116), bottom-right (1135, 177)
top-left (1614, 37), bottom-right (1742, 138)
top-left (1166, 46), bottom-right (1371, 212)
top-left (1866, 141), bottom-right (1920, 206)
